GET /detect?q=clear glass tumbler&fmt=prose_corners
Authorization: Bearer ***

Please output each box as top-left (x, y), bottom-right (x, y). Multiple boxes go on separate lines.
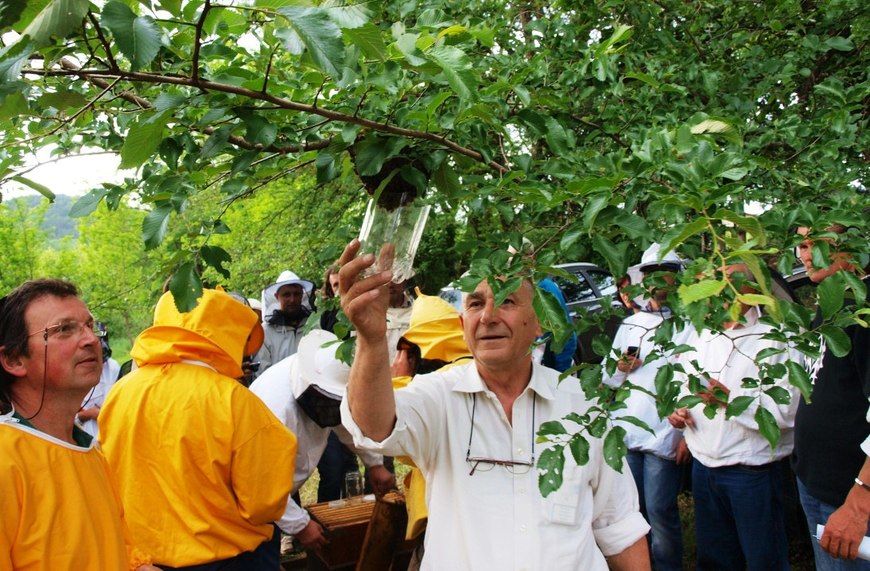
top-left (357, 194), bottom-right (430, 284)
top-left (344, 472), bottom-right (364, 504)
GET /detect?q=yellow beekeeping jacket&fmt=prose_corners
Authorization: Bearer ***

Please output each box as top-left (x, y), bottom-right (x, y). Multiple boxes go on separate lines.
top-left (0, 414), bottom-right (149, 570)
top-left (100, 288), bottom-right (297, 567)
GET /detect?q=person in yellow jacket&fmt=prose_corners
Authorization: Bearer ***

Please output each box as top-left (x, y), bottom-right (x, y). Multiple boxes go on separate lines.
top-left (0, 279), bottom-right (156, 570)
top-left (391, 290), bottom-right (472, 541)
top-left (100, 287), bottom-right (298, 569)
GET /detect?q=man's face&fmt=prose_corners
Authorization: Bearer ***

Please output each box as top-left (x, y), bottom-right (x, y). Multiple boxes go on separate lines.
top-left (18, 295), bottom-right (102, 394)
top-left (276, 284), bottom-right (304, 312)
top-left (460, 280), bottom-right (542, 373)
top-left (328, 273), bottom-right (341, 297)
top-left (796, 226), bottom-right (853, 283)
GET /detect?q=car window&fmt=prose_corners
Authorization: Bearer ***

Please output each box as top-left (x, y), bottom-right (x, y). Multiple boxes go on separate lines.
top-left (555, 273), bottom-right (597, 304)
top-left (586, 270), bottom-right (616, 297)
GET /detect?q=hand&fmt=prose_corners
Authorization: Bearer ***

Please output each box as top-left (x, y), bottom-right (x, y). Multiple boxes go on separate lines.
top-left (668, 408), bottom-right (694, 429)
top-left (77, 406), bottom-right (100, 422)
top-left (674, 438), bottom-right (692, 465)
top-left (135, 565), bottom-right (162, 571)
top-left (820, 494), bottom-right (870, 559)
top-left (368, 464), bottom-right (397, 497)
top-left (296, 520), bottom-right (329, 551)
top-left (699, 378), bottom-right (729, 407)
top-left (616, 354), bottom-right (643, 373)
top-left (337, 240), bottom-right (394, 341)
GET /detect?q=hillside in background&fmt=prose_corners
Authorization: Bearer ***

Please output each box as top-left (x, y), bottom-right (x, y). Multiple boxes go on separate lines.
top-left (18, 194), bottom-right (78, 242)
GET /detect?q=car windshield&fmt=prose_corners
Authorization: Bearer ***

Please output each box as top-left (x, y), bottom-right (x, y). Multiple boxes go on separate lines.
top-left (554, 273), bottom-right (596, 304)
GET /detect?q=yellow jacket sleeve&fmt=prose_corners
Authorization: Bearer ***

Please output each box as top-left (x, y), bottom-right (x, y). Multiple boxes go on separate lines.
top-left (231, 423), bottom-right (298, 526)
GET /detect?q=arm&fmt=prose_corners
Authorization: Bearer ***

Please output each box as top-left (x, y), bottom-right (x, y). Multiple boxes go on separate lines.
top-left (820, 456), bottom-right (870, 560)
top-left (334, 424), bottom-right (383, 467)
top-left (277, 493), bottom-right (312, 535)
top-left (605, 537), bottom-right (651, 571)
top-left (338, 240), bottom-right (397, 442)
top-left (232, 422), bottom-right (297, 525)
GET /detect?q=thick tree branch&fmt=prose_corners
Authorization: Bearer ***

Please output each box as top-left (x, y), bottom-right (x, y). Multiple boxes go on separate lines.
top-left (22, 63), bottom-right (509, 173)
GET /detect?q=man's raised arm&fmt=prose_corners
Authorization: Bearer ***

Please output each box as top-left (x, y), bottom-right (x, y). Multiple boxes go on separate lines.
top-left (338, 239), bottom-right (397, 442)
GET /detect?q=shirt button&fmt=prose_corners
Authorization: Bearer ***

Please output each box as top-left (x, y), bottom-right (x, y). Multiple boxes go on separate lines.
top-left (520, 524), bottom-right (527, 532)
top-left (517, 448), bottom-right (524, 455)
top-left (518, 487), bottom-right (526, 494)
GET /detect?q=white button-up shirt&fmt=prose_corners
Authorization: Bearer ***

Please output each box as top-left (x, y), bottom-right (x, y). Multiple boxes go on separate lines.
top-left (341, 362), bottom-right (649, 570)
top-left (250, 354), bottom-right (382, 535)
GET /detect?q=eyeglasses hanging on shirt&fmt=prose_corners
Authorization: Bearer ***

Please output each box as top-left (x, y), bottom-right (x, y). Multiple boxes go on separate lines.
top-left (465, 392), bottom-right (536, 476)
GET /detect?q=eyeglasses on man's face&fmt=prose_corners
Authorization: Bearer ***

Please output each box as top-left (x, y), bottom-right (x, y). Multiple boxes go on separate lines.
top-left (28, 318), bottom-right (104, 341)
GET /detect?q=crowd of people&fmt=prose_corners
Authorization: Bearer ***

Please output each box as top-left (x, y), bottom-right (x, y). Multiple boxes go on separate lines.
top-left (0, 225), bottom-right (866, 571)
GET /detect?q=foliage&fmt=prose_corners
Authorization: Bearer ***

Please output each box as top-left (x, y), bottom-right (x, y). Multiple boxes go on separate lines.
top-left (0, 198), bottom-right (46, 291)
top-left (0, 0), bottom-right (867, 493)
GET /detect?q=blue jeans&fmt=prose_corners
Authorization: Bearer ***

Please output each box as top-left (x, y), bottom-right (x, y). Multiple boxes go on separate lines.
top-left (797, 478), bottom-right (870, 571)
top-left (316, 431), bottom-right (359, 502)
top-left (692, 460), bottom-right (789, 571)
top-left (626, 450), bottom-right (683, 571)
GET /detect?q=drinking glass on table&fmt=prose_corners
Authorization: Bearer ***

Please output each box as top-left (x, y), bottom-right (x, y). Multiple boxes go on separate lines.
top-left (344, 472), bottom-right (363, 503)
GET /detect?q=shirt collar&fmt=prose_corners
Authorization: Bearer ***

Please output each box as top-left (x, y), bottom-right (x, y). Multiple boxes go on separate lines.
top-left (452, 361), bottom-right (556, 401)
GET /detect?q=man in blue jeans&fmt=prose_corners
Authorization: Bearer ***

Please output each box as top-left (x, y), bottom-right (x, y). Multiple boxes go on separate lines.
top-left (669, 264), bottom-right (802, 570)
top-left (792, 224), bottom-right (869, 570)
top-left (604, 245), bottom-right (688, 571)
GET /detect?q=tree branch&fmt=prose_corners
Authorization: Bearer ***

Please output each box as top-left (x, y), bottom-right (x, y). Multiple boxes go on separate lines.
top-left (22, 62), bottom-right (509, 173)
top-left (191, 0), bottom-right (211, 83)
top-left (87, 12), bottom-right (118, 70)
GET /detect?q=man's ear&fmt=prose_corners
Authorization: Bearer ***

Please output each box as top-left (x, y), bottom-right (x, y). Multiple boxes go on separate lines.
top-left (0, 348), bottom-right (27, 380)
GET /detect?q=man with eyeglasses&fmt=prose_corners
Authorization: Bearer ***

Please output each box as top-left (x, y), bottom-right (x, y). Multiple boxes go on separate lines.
top-left (0, 279), bottom-right (157, 570)
top-left (336, 240), bottom-right (650, 570)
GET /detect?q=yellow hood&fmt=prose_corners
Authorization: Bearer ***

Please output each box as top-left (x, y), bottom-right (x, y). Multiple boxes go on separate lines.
top-left (402, 290), bottom-right (470, 362)
top-left (132, 288), bottom-right (264, 379)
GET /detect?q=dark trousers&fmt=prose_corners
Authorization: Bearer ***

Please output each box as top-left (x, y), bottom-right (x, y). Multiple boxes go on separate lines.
top-left (317, 431), bottom-right (360, 502)
top-left (160, 524), bottom-right (280, 570)
top-left (693, 460), bottom-right (789, 571)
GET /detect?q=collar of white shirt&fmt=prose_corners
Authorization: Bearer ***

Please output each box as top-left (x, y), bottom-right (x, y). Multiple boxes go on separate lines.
top-left (450, 361), bottom-right (556, 401)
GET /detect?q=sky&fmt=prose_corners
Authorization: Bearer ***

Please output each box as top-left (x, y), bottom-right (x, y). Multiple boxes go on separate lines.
top-left (5, 146), bottom-right (134, 199)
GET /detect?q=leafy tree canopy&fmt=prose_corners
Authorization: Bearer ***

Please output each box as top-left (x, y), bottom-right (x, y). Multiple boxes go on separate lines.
top-left (1, 0), bottom-right (867, 488)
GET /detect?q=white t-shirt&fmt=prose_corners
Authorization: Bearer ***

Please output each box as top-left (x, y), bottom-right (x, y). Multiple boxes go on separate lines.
top-left (78, 358), bottom-right (121, 439)
top-left (341, 361), bottom-right (649, 570)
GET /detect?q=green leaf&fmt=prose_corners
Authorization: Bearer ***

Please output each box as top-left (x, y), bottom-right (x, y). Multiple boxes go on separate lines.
top-left (0, 36), bottom-right (33, 83)
top-left (678, 279), bottom-right (726, 305)
top-left (818, 325), bottom-right (852, 358)
top-left (764, 386), bottom-right (792, 405)
top-left (427, 45), bottom-right (476, 100)
top-left (544, 116), bottom-right (570, 155)
top-left (352, 135), bottom-right (388, 176)
top-left (537, 445), bottom-right (565, 497)
top-left (432, 159), bottom-right (460, 194)
top-left (168, 261), bottom-right (203, 313)
top-left (142, 204), bottom-right (172, 249)
top-left (278, 7), bottom-right (345, 77)
top-left (101, 2), bottom-right (161, 70)
top-left (537, 420), bottom-right (567, 436)
top-left (68, 188), bottom-right (108, 217)
top-left (38, 89), bottom-right (87, 111)
top-left (343, 23), bottom-right (387, 61)
top-left (582, 193), bottom-right (610, 230)
top-left (591, 234), bottom-right (630, 277)
top-left (785, 360), bottom-right (812, 402)
top-left (755, 347), bottom-right (785, 361)
top-left (842, 271), bottom-right (867, 305)
top-left (654, 363), bottom-right (674, 398)
top-left (0, 0), bottom-right (28, 29)
top-left (534, 286), bottom-right (572, 348)
top-left (560, 228), bottom-right (582, 252)
top-left (754, 406), bottom-right (780, 451)
top-left (661, 218), bottom-right (708, 257)
top-left (322, 0), bottom-right (371, 28)
top-left (200, 244), bottom-right (232, 279)
top-left (817, 271), bottom-right (845, 319)
top-left (736, 293), bottom-right (776, 307)
top-left (120, 111), bottom-right (169, 169)
top-left (824, 36), bottom-right (853, 52)
top-left (199, 125), bottom-right (232, 160)
top-left (10, 176), bottom-right (55, 201)
top-left (603, 426), bottom-right (628, 472)
top-left (615, 415), bottom-right (655, 435)
top-left (568, 434), bottom-right (590, 466)
top-left (676, 395), bottom-right (704, 409)
top-left (22, 0), bottom-right (89, 47)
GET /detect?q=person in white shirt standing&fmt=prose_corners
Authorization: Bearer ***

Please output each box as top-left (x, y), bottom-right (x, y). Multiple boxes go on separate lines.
top-left (249, 330), bottom-right (395, 552)
top-left (603, 245), bottom-right (690, 571)
top-left (336, 239), bottom-right (651, 571)
top-left (75, 321), bottom-right (120, 439)
top-left (669, 264), bottom-right (802, 571)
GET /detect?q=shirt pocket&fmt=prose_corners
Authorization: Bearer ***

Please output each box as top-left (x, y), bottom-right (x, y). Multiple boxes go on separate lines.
top-left (540, 470), bottom-right (584, 526)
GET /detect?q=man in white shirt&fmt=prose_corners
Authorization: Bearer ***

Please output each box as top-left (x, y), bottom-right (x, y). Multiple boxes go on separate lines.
top-left (669, 264), bottom-right (802, 570)
top-left (603, 245), bottom-right (689, 571)
top-left (249, 330), bottom-right (394, 551)
top-left (336, 240), bottom-right (650, 570)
